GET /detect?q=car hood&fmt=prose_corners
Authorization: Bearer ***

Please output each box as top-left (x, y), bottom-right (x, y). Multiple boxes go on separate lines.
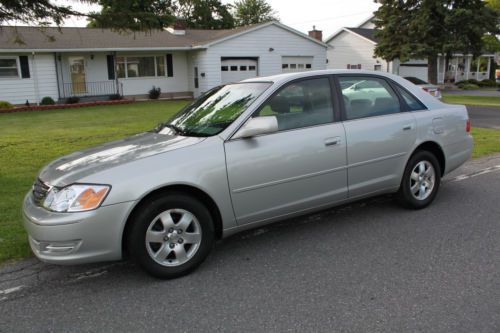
top-left (38, 131), bottom-right (205, 187)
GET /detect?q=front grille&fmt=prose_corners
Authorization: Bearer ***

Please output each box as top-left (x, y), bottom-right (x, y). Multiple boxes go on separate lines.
top-left (32, 178), bottom-right (50, 205)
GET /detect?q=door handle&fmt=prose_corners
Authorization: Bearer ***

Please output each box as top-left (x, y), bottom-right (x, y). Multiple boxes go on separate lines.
top-left (324, 137), bottom-right (341, 146)
top-left (402, 124), bottom-right (413, 131)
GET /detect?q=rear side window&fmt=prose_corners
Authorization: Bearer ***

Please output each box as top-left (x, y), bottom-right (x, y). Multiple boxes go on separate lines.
top-left (254, 77), bottom-right (334, 131)
top-left (339, 76), bottom-right (401, 120)
top-left (394, 85), bottom-right (427, 111)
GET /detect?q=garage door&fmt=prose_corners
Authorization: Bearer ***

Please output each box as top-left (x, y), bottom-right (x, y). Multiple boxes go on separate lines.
top-left (282, 56), bottom-right (313, 73)
top-left (399, 65), bottom-right (428, 82)
top-left (221, 59), bottom-right (258, 84)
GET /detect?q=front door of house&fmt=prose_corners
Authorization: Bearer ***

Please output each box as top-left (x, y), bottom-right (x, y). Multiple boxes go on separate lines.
top-left (69, 57), bottom-right (86, 94)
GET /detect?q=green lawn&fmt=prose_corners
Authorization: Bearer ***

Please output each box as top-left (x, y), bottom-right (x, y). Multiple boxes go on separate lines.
top-left (0, 100), bottom-right (189, 263)
top-left (0, 101), bottom-right (499, 264)
top-left (442, 94), bottom-right (500, 107)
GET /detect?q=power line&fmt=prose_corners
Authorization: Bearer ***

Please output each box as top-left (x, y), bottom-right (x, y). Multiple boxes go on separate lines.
top-left (288, 10), bottom-right (375, 25)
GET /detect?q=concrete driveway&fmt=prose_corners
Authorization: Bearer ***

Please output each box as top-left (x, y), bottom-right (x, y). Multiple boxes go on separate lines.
top-left (1, 155), bottom-right (500, 332)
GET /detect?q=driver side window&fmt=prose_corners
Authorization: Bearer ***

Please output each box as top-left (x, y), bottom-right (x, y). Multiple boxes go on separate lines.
top-left (254, 78), bottom-right (334, 131)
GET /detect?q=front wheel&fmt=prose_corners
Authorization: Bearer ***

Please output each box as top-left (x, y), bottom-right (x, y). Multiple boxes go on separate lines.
top-left (397, 151), bottom-right (441, 209)
top-left (127, 193), bottom-right (215, 279)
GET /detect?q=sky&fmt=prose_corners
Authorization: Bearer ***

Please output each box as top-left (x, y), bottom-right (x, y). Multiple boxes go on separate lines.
top-left (57, 0), bottom-right (379, 39)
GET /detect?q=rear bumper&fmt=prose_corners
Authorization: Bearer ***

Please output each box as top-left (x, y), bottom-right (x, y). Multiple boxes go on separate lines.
top-left (22, 193), bottom-right (135, 265)
top-left (444, 135), bottom-right (473, 175)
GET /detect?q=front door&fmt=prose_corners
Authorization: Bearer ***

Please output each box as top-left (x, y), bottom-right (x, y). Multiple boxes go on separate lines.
top-left (224, 77), bottom-right (348, 225)
top-left (69, 56), bottom-right (86, 94)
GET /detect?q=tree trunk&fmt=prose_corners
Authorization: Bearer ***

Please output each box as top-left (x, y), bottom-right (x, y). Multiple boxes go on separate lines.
top-left (428, 56), bottom-right (438, 84)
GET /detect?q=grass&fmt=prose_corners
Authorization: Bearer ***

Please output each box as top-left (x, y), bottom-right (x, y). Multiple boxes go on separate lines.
top-left (0, 100), bottom-right (189, 264)
top-left (442, 94), bottom-right (500, 107)
top-left (0, 101), bottom-right (499, 264)
top-left (471, 127), bottom-right (500, 158)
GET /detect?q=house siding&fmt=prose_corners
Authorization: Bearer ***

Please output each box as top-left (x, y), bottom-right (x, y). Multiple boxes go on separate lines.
top-left (327, 30), bottom-right (388, 72)
top-left (58, 51), bottom-right (189, 97)
top-left (192, 24), bottom-right (327, 96)
top-left (0, 53), bottom-right (58, 104)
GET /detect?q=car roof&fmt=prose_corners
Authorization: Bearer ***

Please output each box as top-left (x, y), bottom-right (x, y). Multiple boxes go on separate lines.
top-left (243, 69), bottom-right (403, 84)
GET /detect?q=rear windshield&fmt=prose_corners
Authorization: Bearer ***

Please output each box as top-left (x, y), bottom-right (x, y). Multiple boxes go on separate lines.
top-left (404, 77), bottom-right (428, 85)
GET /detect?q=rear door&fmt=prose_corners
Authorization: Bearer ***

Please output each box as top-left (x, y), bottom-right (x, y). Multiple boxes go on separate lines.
top-left (337, 75), bottom-right (417, 198)
top-left (224, 77), bottom-right (348, 225)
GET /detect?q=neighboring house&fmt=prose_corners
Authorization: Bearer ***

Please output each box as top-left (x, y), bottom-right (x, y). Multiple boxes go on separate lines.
top-left (325, 16), bottom-right (495, 83)
top-left (0, 21), bottom-right (327, 104)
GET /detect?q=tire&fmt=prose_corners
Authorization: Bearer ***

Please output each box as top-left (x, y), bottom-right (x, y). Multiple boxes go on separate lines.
top-left (397, 150), bottom-right (441, 209)
top-left (127, 192), bottom-right (215, 279)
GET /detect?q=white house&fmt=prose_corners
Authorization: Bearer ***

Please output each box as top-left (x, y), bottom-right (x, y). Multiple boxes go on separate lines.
top-left (0, 21), bottom-right (327, 104)
top-left (325, 16), bottom-right (495, 83)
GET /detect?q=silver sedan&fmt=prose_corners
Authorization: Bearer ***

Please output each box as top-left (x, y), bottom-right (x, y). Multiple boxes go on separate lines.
top-left (23, 70), bottom-right (473, 278)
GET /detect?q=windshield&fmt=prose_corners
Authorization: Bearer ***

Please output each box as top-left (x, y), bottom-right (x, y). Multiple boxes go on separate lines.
top-left (404, 77), bottom-right (428, 85)
top-left (159, 82), bottom-right (271, 136)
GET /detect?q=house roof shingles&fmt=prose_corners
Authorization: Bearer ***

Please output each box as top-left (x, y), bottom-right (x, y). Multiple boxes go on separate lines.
top-left (0, 24), bottom-right (267, 50)
top-left (345, 28), bottom-right (379, 43)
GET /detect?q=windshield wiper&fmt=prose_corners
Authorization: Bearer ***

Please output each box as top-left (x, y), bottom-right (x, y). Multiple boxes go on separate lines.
top-left (154, 123), bottom-right (209, 137)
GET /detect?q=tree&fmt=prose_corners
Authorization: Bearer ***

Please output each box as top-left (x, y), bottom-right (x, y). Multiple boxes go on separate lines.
top-left (233, 0), bottom-right (278, 26)
top-left (0, 0), bottom-right (80, 26)
top-left (175, 0), bottom-right (234, 29)
top-left (373, 0), bottom-right (499, 84)
top-left (87, 0), bottom-right (175, 30)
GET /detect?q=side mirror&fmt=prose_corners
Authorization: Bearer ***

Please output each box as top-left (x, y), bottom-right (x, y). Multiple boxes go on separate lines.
top-left (232, 116), bottom-right (278, 140)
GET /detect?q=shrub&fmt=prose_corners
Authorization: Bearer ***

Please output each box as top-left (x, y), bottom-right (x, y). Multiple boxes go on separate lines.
top-left (0, 101), bottom-right (14, 109)
top-left (477, 79), bottom-right (497, 88)
top-left (65, 96), bottom-right (80, 104)
top-left (458, 83), bottom-right (480, 90)
top-left (109, 93), bottom-right (123, 101)
top-left (40, 96), bottom-right (55, 105)
top-left (466, 79), bottom-right (480, 85)
top-left (148, 86), bottom-right (161, 99)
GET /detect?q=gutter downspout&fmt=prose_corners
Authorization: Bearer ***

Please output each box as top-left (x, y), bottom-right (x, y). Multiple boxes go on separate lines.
top-left (32, 51), bottom-right (40, 105)
top-left (53, 53), bottom-right (61, 102)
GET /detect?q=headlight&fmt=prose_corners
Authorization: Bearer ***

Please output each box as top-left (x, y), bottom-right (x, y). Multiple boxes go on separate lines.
top-left (43, 184), bottom-right (110, 212)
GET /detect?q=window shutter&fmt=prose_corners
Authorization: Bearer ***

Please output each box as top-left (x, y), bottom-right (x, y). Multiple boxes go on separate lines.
top-left (106, 55), bottom-right (115, 80)
top-left (166, 54), bottom-right (173, 77)
top-left (19, 56), bottom-right (30, 78)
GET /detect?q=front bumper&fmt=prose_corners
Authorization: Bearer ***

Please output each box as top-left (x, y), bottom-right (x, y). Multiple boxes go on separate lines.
top-left (22, 193), bottom-right (136, 265)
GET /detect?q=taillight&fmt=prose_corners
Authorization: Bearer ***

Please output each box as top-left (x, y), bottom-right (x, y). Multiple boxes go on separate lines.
top-left (466, 119), bottom-right (471, 132)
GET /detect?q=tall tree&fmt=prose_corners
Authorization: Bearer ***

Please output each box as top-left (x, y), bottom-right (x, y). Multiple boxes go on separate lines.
top-left (0, 0), bottom-right (80, 26)
top-left (373, 0), bottom-right (499, 84)
top-left (233, 0), bottom-right (278, 26)
top-left (175, 0), bottom-right (234, 29)
top-left (87, 0), bottom-right (175, 30)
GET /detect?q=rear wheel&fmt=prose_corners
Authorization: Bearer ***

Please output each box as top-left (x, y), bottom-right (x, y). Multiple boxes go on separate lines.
top-left (128, 193), bottom-right (214, 279)
top-left (398, 150), bottom-right (441, 209)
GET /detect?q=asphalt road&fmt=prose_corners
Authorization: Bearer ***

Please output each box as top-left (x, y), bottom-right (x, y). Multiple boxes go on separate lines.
top-left (1, 155), bottom-right (499, 333)
top-left (445, 90), bottom-right (500, 97)
top-left (466, 105), bottom-right (500, 129)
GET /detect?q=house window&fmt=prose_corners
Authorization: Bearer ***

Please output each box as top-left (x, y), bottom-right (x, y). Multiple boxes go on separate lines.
top-left (249, 65), bottom-right (256, 71)
top-left (0, 58), bottom-right (19, 78)
top-left (240, 66), bottom-right (247, 71)
top-left (230, 66), bottom-right (238, 71)
top-left (347, 64), bottom-right (362, 70)
top-left (306, 64), bottom-right (312, 69)
top-left (221, 66), bottom-right (229, 71)
top-left (374, 64), bottom-right (382, 71)
top-left (115, 56), bottom-right (168, 78)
